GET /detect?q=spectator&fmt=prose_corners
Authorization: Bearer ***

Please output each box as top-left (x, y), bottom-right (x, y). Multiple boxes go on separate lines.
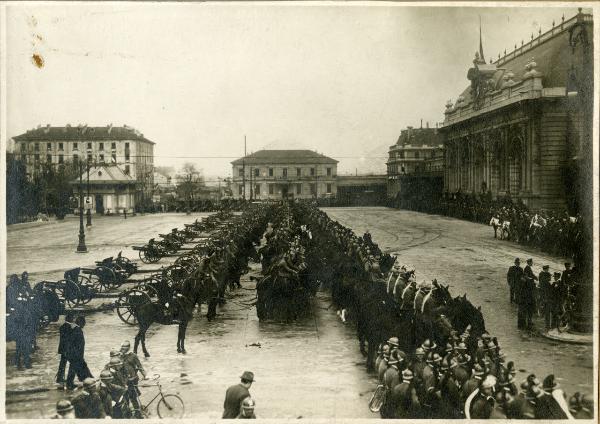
top-left (223, 371), bottom-right (254, 418)
top-left (65, 315), bottom-right (93, 390)
top-left (56, 312), bottom-right (75, 388)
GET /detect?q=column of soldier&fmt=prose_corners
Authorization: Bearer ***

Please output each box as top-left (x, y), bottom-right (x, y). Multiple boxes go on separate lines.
top-left (400, 192), bottom-right (582, 258)
top-left (294, 201), bottom-right (593, 420)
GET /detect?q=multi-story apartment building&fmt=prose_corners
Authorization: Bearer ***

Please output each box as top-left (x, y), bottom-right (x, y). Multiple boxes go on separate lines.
top-left (387, 124), bottom-right (444, 199)
top-left (11, 124), bottom-right (155, 212)
top-left (231, 150), bottom-right (338, 200)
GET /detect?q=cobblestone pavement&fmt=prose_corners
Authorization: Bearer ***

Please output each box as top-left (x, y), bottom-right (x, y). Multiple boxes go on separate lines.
top-left (5, 212), bottom-right (377, 419)
top-left (322, 207), bottom-right (594, 398)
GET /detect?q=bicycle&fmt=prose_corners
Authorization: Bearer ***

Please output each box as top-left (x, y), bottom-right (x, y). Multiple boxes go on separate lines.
top-left (131, 374), bottom-right (185, 419)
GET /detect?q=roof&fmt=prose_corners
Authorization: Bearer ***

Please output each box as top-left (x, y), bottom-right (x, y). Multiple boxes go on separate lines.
top-left (445, 10), bottom-right (593, 119)
top-left (71, 165), bottom-right (136, 185)
top-left (392, 127), bottom-right (443, 149)
top-left (231, 149), bottom-right (338, 166)
top-left (13, 125), bottom-right (155, 144)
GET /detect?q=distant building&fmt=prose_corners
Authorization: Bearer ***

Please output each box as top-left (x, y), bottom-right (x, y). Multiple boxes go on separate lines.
top-left (441, 9), bottom-right (593, 213)
top-left (12, 124), bottom-right (155, 212)
top-left (386, 124), bottom-right (444, 200)
top-left (337, 174), bottom-right (388, 206)
top-left (71, 165), bottom-right (137, 214)
top-left (231, 149), bottom-right (338, 200)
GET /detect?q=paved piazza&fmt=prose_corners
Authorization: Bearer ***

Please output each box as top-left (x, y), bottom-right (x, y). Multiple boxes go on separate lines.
top-left (5, 208), bottom-right (593, 418)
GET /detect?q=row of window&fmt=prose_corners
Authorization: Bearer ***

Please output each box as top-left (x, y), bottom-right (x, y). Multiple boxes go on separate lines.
top-left (238, 183), bottom-right (332, 196)
top-left (391, 150), bottom-right (437, 160)
top-left (23, 141), bottom-right (131, 153)
top-left (25, 152), bottom-right (131, 164)
top-left (26, 159), bottom-right (131, 175)
top-left (239, 166), bottom-right (333, 178)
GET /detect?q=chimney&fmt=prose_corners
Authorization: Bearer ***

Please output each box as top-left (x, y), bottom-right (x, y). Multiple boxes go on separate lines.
top-left (420, 119), bottom-right (423, 129)
top-left (107, 123), bottom-right (113, 135)
top-left (426, 121), bottom-right (430, 129)
top-left (44, 124), bottom-right (51, 134)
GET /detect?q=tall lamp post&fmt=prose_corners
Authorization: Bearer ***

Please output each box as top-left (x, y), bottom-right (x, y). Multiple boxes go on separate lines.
top-left (76, 161), bottom-right (88, 253)
top-left (86, 159), bottom-right (92, 227)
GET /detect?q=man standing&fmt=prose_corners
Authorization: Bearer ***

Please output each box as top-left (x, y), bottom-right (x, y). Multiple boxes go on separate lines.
top-left (506, 258), bottom-right (522, 304)
top-left (56, 312), bottom-right (75, 388)
top-left (538, 266), bottom-right (552, 329)
top-left (98, 369), bottom-right (126, 418)
top-left (120, 340), bottom-right (146, 418)
top-left (223, 371), bottom-right (254, 419)
top-left (65, 316), bottom-right (93, 390)
top-left (520, 259), bottom-right (537, 330)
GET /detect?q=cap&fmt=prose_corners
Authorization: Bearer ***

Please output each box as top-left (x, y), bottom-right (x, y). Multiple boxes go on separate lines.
top-left (415, 347), bottom-right (425, 356)
top-left (526, 258), bottom-right (533, 263)
top-left (387, 337), bottom-right (399, 347)
top-left (457, 342), bottom-right (467, 351)
top-left (121, 340), bottom-right (131, 348)
top-left (109, 349), bottom-right (121, 357)
top-left (56, 400), bottom-right (74, 413)
top-left (542, 265), bottom-right (549, 270)
top-left (472, 364), bottom-right (484, 377)
top-left (240, 371), bottom-right (255, 382)
top-left (109, 357), bottom-right (123, 366)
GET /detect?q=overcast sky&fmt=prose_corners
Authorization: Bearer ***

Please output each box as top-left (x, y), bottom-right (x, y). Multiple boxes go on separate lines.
top-left (5, 3), bottom-right (584, 178)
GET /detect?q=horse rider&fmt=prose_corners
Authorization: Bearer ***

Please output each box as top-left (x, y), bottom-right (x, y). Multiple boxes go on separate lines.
top-left (98, 369), bottom-right (127, 418)
top-left (506, 258), bottom-right (522, 304)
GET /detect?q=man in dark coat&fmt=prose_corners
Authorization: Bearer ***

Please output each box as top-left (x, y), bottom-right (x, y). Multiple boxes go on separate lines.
top-left (506, 258), bottom-right (522, 304)
top-left (56, 312), bottom-right (75, 387)
top-left (518, 259), bottom-right (537, 330)
top-left (65, 316), bottom-right (93, 390)
top-left (538, 266), bottom-right (553, 329)
top-left (223, 371), bottom-right (254, 419)
top-left (534, 375), bottom-right (571, 419)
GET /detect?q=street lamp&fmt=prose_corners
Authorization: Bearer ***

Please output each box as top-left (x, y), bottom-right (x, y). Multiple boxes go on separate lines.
top-left (76, 160), bottom-right (88, 253)
top-left (86, 159), bottom-right (92, 227)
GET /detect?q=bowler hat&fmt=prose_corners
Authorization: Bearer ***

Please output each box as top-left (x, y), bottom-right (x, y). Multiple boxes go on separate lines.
top-left (240, 371), bottom-right (255, 382)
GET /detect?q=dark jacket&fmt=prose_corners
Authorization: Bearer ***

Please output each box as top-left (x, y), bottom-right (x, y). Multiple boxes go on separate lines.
top-left (58, 323), bottom-right (72, 355)
top-left (223, 384), bottom-right (250, 419)
top-left (67, 326), bottom-right (85, 361)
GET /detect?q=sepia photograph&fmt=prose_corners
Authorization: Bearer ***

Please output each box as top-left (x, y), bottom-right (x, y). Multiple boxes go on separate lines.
top-left (1, 1), bottom-right (597, 421)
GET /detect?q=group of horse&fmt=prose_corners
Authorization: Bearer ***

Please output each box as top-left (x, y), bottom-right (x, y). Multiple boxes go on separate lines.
top-left (129, 204), bottom-right (271, 357)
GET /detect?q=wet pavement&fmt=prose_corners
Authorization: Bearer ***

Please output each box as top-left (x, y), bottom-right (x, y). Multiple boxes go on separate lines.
top-left (6, 212), bottom-right (377, 419)
top-left (5, 208), bottom-right (594, 418)
top-left (322, 207), bottom-right (594, 399)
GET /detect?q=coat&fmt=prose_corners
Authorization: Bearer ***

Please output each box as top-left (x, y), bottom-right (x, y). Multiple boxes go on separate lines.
top-left (66, 326), bottom-right (85, 361)
top-left (222, 384), bottom-right (250, 419)
top-left (57, 323), bottom-right (72, 355)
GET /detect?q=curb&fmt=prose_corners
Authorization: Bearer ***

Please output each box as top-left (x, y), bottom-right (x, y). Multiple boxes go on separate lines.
top-left (542, 328), bottom-right (593, 345)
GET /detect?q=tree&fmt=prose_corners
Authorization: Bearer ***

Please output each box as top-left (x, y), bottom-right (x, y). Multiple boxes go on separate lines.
top-left (176, 163), bottom-right (205, 204)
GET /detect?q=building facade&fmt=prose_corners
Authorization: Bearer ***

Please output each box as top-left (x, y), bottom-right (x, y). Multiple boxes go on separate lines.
top-left (387, 124), bottom-right (444, 200)
top-left (12, 124), bottom-right (155, 211)
top-left (441, 10), bottom-right (593, 213)
top-left (231, 150), bottom-right (338, 200)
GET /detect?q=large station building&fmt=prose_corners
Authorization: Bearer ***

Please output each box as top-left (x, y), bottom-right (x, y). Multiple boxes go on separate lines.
top-left (231, 149), bottom-right (338, 200)
top-left (441, 9), bottom-right (593, 213)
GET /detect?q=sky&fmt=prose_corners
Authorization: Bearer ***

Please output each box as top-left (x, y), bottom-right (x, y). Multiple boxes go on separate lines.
top-left (4, 3), bottom-right (584, 179)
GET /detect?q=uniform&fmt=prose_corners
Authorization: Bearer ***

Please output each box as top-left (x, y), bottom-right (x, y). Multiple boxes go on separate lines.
top-left (381, 366), bottom-right (400, 418)
top-left (506, 264), bottom-right (522, 304)
top-left (71, 390), bottom-right (106, 419)
top-left (391, 381), bottom-right (420, 418)
top-left (98, 381), bottom-right (126, 417)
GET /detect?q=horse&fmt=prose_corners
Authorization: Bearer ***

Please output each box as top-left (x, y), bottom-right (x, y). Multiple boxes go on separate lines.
top-left (400, 280), bottom-right (418, 311)
top-left (445, 294), bottom-right (486, 354)
top-left (393, 270), bottom-right (415, 304)
top-left (133, 267), bottom-right (218, 357)
top-left (489, 217), bottom-right (510, 240)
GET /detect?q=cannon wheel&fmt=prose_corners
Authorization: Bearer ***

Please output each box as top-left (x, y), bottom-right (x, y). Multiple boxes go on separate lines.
top-left (55, 279), bottom-right (82, 308)
top-left (86, 272), bottom-right (105, 293)
top-left (77, 274), bottom-right (95, 304)
top-left (116, 288), bottom-right (151, 326)
top-left (139, 248), bottom-right (153, 264)
top-left (134, 279), bottom-right (161, 303)
top-left (96, 266), bottom-right (117, 288)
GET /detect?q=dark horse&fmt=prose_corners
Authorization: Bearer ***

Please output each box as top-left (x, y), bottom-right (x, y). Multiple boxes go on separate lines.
top-left (133, 266), bottom-right (219, 357)
top-left (354, 279), bottom-right (415, 372)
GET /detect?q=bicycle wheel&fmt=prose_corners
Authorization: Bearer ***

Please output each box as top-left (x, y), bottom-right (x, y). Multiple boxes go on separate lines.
top-left (557, 310), bottom-right (570, 333)
top-left (157, 394), bottom-right (185, 418)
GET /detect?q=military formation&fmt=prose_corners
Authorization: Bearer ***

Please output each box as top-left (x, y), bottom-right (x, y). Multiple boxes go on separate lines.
top-left (393, 191), bottom-right (582, 259)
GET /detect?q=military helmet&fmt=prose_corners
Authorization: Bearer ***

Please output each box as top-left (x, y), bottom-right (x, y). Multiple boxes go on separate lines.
top-left (445, 343), bottom-right (454, 353)
top-left (109, 349), bottom-right (121, 358)
top-left (387, 337), bottom-right (399, 347)
top-left (100, 370), bottom-right (113, 381)
top-left (241, 397), bottom-right (255, 410)
top-left (481, 375), bottom-right (497, 390)
top-left (472, 364), bottom-right (485, 377)
top-left (56, 400), bottom-right (74, 413)
top-left (109, 357), bottom-right (123, 366)
top-left (421, 339), bottom-right (437, 351)
top-left (456, 342), bottom-right (467, 351)
top-left (387, 349), bottom-right (401, 365)
top-left (415, 347), bottom-right (425, 356)
top-left (83, 378), bottom-right (97, 389)
top-left (402, 369), bottom-right (414, 381)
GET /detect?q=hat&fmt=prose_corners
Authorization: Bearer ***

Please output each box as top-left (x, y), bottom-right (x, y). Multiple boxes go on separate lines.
top-left (457, 354), bottom-right (471, 366)
top-left (121, 340), bottom-right (131, 348)
top-left (402, 369), bottom-right (414, 381)
top-left (83, 378), bottom-right (97, 389)
top-left (542, 374), bottom-right (559, 391)
top-left (421, 339), bottom-right (436, 351)
top-left (415, 347), bottom-right (425, 356)
top-left (388, 350), bottom-right (401, 365)
top-left (472, 364), bottom-right (484, 377)
top-left (564, 262), bottom-right (571, 267)
top-left (110, 349), bottom-right (121, 357)
top-left (240, 371), bottom-right (255, 382)
top-left (456, 342), bottom-right (467, 351)
top-left (56, 400), bottom-right (74, 413)
top-left (445, 343), bottom-right (454, 353)
top-left (100, 370), bottom-right (113, 381)
top-left (542, 265), bottom-right (549, 270)
top-left (109, 357), bottom-right (123, 366)
top-left (481, 332), bottom-right (491, 341)
top-left (526, 258), bottom-right (533, 264)
top-left (388, 337), bottom-right (399, 347)
top-left (241, 397), bottom-right (255, 410)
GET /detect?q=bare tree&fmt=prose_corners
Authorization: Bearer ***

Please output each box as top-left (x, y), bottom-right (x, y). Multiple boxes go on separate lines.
top-left (177, 162), bottom-right (205, 203)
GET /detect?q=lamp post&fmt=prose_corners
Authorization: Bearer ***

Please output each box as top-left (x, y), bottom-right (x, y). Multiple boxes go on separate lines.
top-left (86, 159), bottom-right (92, 227)
top-left (76, 161), bottom-right (88, 253)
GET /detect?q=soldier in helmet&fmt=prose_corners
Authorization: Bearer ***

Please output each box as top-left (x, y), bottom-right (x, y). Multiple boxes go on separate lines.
top-left (381, 349), bottom-right (401, 418)
top-left (50, 400), bottom-right (76, 419)
top-left (71, 378), bottom-right (106, 419)
top-left (462, 364), bottom-right (484, 402)
top-left (377, 344), bottom-right (391, 383)
top-left (438, 357), bottom-right (461, 418)
top-left (120, 340), bottom-right (146, 417)
top-left (391, 369), bottom-right (420, 418)
top-left (98, 369), bottom-right (126, 418)
top-left (236, 396), bottom-right (257, 419)
top-left (465, 375), bottom-right (497, 418)
top-left (106, 356), bottom-right (128, 388)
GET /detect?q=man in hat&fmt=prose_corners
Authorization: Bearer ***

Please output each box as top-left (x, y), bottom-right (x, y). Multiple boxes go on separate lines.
top-left (381, 350), bottom-right (402, 418)
top-left (236, 396), bottom-right (257, 419)
top-left (391, 369), bottom-right (420, 419)
top-left (55, 312), bottom-right (75, 388)
top-left (462, 364), bottom-right (484, 402)
top-left (98, 369), bottom-right (126, 418)
top-left (506, 258), bottom-right (522, 304)
top-left (120, 340), bottom-right (146, 418)
top-left (534, 375), bottom-right (572, 419)
top-left (223, 371), bottom-right (254, 419)
top-left (538, 266), bottom-right (553, 329)
top-left (50, 400), bottom-right (76, 419)
top-left (71, 378), bottom-right (106, 419)
top-left (518, 259), bottom-right (537, 330)
top-left (378, 344), bottom-right (391, 383)
top-left (466, 375), bottom-right (497, 418)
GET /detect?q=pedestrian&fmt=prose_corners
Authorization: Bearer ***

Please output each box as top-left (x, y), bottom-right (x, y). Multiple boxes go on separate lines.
top-left (538, 266), bottom-right (552, 329)
top-left (506, 258), bottom-right (522, 304)
top-left (56, 312), bottom-right (75, 388)
top-left (236, 397), bottom-right (257, 419)
top-left (50, 400), bottom-right (76, 419)
top-left (223, 371), bottom-right (254, 419)
top-left (519, 259), bottom-right (537, 330)
top-left (65, 315), bottom-right (93, 390)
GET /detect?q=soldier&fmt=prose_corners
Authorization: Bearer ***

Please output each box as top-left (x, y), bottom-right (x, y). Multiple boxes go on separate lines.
top-left (50, 400), bottom-right (76, 419)
top-left (377, 344), bottom-right (390, 383)
top-left (391, 369), bottom-right (420, 418)
top-left (520, 259), bottom-right (537, 330)
top-left (465, 375), bottom-right (497, 418)
top-left (98, 369), bottom-right (126, 418)
top-left (438, 357), bottom-right (462, 418)
top-left (534, 375), bottom-right (572, 419)
top-left (236, 397), bottom-right (257, 419)
top-left (462, 364), bottom-right (484, 402)
top-left (381, 349), bottom-right (401, 418)
top-left (71, 378), bottom-right (106, 419)
top-left (506, 258), bottom-right (522, 304)
top-left (56, 312), bottom-right (75, 388)
top-left (106, 356), bottom-right (129, 389)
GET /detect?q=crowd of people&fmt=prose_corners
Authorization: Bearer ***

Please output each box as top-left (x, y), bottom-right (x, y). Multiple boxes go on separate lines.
top-left (392, 191), bottom-right (583, 259)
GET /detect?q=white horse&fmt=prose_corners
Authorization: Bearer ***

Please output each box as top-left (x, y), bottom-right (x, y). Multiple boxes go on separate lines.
top-left (489, 217), bottom-right (510, 240)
